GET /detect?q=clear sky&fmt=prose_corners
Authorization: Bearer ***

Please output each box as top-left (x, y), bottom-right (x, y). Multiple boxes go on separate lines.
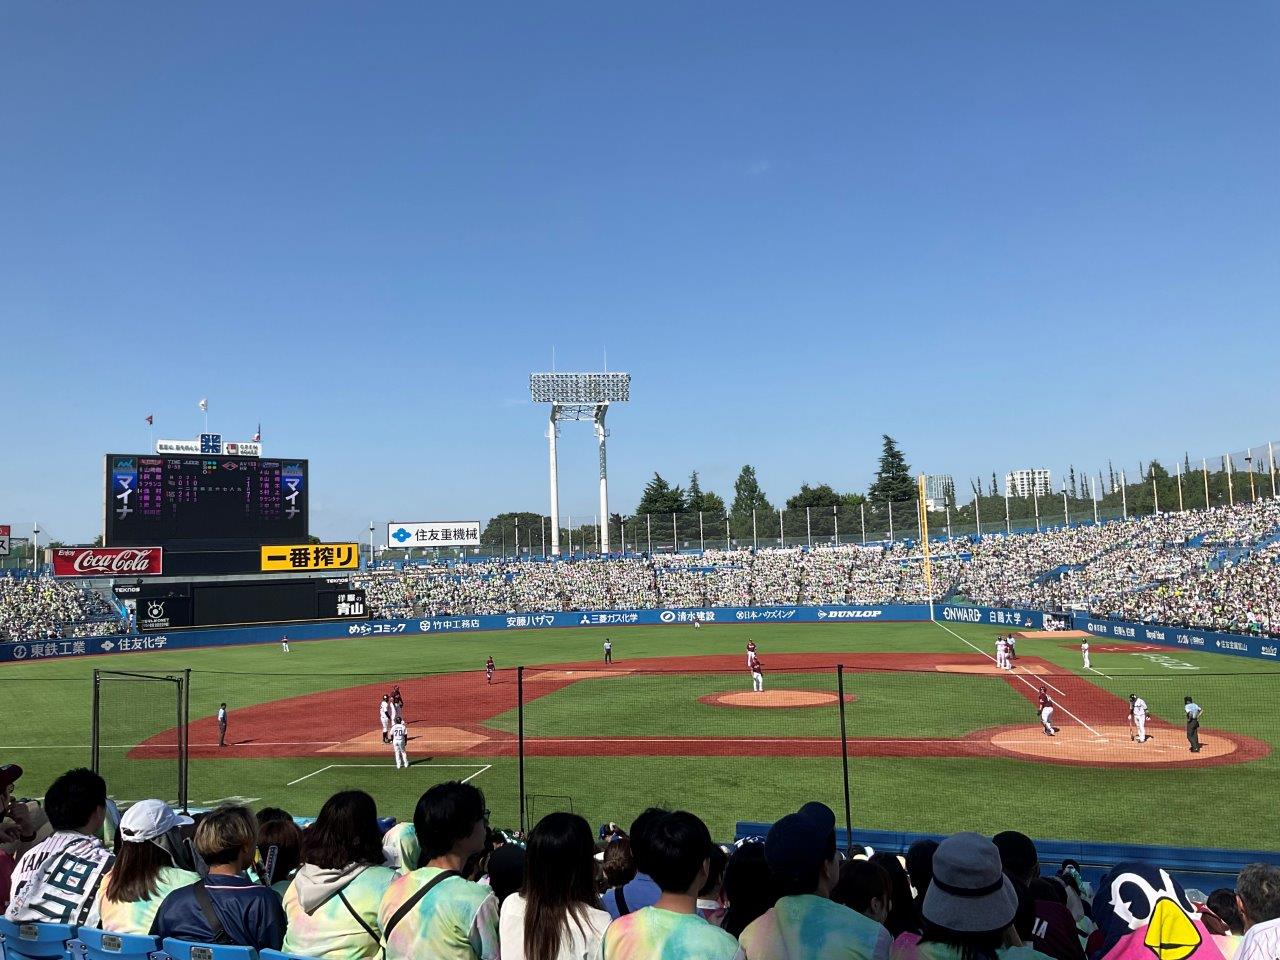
top-left (2, 2), bottom-right (1277, 543)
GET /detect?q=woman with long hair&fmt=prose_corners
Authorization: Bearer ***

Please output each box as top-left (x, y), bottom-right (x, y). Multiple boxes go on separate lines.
top-left (720, 840), bottom-right (779, 938)
top-left (95, 799), bottom-right (198, 934)
top-left (281, 790), bottom-right (396, 960)
top-left (499, 812), bottom-right (610, 960)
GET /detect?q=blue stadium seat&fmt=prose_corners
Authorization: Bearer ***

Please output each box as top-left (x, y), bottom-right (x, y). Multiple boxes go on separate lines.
top-left (261, 949), bottom-right (326, 960)
top-left (160, 939), bottom-right (254, 960)
top-left (0, 918), bottom-right (81, 960)
top-left (77, 928), bottom-right (163, 960)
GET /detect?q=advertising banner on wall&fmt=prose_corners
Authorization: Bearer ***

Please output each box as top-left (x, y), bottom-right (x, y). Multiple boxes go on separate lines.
top-left (52, 546), bottom-right (164, 577)
top-left (387, 521), bottom-right (482, 548)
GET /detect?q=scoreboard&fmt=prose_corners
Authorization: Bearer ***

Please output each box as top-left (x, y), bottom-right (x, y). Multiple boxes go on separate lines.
top-left (104, 453), bottom-right (308, 547)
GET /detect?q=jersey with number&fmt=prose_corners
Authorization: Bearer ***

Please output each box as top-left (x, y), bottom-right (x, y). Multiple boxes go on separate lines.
top-left (1131, 698), bottom-right (1148, 718)
top-left (391, 722), bottom-right (407, 747)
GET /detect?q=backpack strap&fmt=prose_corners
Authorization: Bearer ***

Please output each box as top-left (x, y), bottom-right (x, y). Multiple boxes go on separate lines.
top-left (382, 870), bottom-right (459, 946)
top-left (192, 880), bottom-right (232, 945)
top-left (614, 884), bottom-right (631, 917)
top-left (338, 887), bottom-right (380, 945)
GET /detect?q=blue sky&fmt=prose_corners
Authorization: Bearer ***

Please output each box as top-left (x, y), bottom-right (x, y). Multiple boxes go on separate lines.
top-left (2, 2), bottom-right (1277, 543)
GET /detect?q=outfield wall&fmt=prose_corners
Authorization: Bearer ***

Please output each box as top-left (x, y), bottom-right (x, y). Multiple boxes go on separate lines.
top-left (0, 603), bottom-right (1044, 664)
top-left (4, 602), bottom-right (1277, 665)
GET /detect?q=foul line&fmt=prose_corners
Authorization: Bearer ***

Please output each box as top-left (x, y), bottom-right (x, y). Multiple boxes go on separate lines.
top-left (931, 620), bottom-right (1105, 739)
top-left (286, 763), bottom-right (491, 787)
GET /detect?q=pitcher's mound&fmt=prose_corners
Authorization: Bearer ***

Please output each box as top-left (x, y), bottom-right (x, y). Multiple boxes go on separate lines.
top-left (701, 690), bottom-right (856, 708)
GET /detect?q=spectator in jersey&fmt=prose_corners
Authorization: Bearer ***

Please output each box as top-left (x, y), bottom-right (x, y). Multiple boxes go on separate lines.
top-left (5, 767), bottom-right (113, 925)
top-left (500, 812), bottom-right (610, 960)
top-left (377, 781), bottom-right (498, 960)
top-left (603, 807), bottom-right (666, 919)
top-left (151, 804), bottom-right (286, 950)
top-left (1236, 864), bottom-right (1280, 960)
top-left (95, 799), bottom-right (198, 935)
top-left (993, 831), bottom-right (1084, 960)
top-left (600, 810), bottom-right (740, 960)
top-left (891, 832), bottom-right (1030, 960)
top-left (720, 840), bottom-right (778, 940)
top-left (740, 801), bottom-right (892, 959)
top-left (833, 859), bottom-right (893, 928)
top-left (282, 790), bottom-right (395, 960)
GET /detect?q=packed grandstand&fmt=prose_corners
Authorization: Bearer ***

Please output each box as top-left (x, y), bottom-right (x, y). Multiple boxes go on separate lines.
top-left (2, 499), bottom-right (1278, 643)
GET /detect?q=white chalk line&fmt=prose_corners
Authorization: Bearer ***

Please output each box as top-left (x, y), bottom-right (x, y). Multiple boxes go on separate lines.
top-left (930, 621), bottom-right (1105, 739)
top-left (286, 762), bottom-right (492, 787)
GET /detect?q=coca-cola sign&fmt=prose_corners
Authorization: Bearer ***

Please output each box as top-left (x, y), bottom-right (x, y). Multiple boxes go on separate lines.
top-left (53, 547), bottom-right (164, 578)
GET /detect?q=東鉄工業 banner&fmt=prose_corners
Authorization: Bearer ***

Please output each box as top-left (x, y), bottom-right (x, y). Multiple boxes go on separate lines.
top-left (387, 521), bottom-right (481, 548)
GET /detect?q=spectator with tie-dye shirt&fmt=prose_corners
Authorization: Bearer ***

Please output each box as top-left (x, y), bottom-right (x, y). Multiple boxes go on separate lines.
top-left (601, 810), bottom-right (743, 960)
top-left (282, 791), bottom-right (396, 960)
top-left (94, 799), bottom-right (199, 935)
top-left (739, 801), bottom-right (892, 960)
top-left (378, 781), bottom-right (499, 960)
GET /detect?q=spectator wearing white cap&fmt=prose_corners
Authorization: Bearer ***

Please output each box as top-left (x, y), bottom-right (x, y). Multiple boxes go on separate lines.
top-left (890, 832), bottom-right (1051, 960)
top-left (739, 801), bottom-right (892, 960)
top-left (94, 799), bottom-right (199, 934)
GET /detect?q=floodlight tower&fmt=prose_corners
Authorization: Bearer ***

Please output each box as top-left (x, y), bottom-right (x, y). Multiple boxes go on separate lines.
top-left (530, 372), bottom-right (631, 556)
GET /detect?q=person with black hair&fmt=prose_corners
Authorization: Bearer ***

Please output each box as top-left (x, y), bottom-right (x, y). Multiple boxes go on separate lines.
top-left (377, 781), bottom-right (499, 960)
top-left (282, 790), bottom-right (396, 960)
top-left (991, 832), bottom-right (1083, 960)
top-left (1236, 864), bottom-right (1280, 960)
top-left (720, 840), bottom-right (780, 939)
top-left (5, 767), bottom-right (113, 925)
top-left (500, 812), bottom-right (609, 960)
top-left (905, 839), bottom-right (939, 922)
top-left (601, 810), bottom-right (742, 959)
top-left (1206, 888), bottom-right (1244, 936)
top-left (833, 859), bottom-right (893, 927)
top-left (604, 807), bottom-right (666, 919)
top-left (871, 851), bottom-right (919, 938)
top-left (740, 802), bottom-right (891, 959)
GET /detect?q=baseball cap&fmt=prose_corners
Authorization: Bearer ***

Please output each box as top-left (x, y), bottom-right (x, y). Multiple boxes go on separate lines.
top-left (119, 799), bottom-right (193, 842)
top-left (922, 832), bottom-right (1019, 932)
top-left (764, 801), bottom-right (836, 885)
top-left (0, 763), bottom-right (22, 790)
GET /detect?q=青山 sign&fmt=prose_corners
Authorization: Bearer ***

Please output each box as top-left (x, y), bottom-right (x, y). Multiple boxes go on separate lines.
top-left (53, 546), bottom-right (164, 577)
top-left (261, 543), bottom-right (359, 572)
top-left (387, 521), bottom-right (481, 548)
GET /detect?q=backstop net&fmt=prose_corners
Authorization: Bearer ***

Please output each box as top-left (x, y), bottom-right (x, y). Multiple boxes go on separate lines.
top-left (92, 669), bottom-right (188, 810)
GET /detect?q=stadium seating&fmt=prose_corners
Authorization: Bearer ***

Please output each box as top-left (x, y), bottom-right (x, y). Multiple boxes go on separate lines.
top-left (0, 919), bottom-right (81, 960)
top-left (160, 940), bottom-right (254, 960)
top-left (77, 928), bottom-right (163, 960)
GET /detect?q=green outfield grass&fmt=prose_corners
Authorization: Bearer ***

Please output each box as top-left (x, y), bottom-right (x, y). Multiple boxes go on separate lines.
top-left (4, 620), bottom-right (1280, 847)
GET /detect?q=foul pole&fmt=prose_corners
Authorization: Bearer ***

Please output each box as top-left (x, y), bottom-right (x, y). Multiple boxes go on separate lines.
top-left (918, 474), bottom-right (935, 621)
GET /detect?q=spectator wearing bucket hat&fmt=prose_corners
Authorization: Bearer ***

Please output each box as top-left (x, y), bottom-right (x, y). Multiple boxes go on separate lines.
top-left (891, 832), bottom-right (1051, 960)
top-left (95, 799), bottom-right (199, 934)
top-left (739, 801), bottom-right (892, 960)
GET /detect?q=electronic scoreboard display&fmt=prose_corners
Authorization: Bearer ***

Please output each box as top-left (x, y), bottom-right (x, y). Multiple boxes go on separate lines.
top-left (104, 453), bottom-right (308, 546)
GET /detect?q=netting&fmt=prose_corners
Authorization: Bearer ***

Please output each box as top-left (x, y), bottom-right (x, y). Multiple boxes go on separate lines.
top-left (93, 670), bottom-right (186, 808)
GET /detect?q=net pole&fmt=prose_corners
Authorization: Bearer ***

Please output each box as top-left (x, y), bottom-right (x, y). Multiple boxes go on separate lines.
top-left (91, 669), bottom-right (101, 772)
top-left (836, 664), bottom-right (853, 856)
top-left (181, 669), bottom-right (191, 812)
top-left (517, 666), bottom-right (526, 835)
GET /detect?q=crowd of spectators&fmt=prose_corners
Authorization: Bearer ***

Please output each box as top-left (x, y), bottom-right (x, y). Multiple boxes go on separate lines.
top-left (5, 764), bottom-right (1278, 960)
top-left (0, 576), bottom-right (124, 642)
top-left (351, 499), bottom-right (1280, 638)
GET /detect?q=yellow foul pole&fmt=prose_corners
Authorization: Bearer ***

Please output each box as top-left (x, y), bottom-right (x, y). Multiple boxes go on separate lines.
top-left (918, 474), bottom-right (935, 621)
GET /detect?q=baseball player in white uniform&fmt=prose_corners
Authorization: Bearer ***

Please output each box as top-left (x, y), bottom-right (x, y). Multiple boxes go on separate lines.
top-left (281, 636), bottom-right (290, 654)
top-left (1006, 634), bottom-right (1016, 661)
top-left (379, 696), bottom-right (393, 743)
top-left (995, 637), bottom-right (1009, 670)
top-left (751, 658), bottom-right (764, 693)
top-left (390, 717), bottom-right (409, 769)
top-left (1081, 640), bottom-right (1091, 671)
top-left (1128, 694), bottom-right (1149, 743)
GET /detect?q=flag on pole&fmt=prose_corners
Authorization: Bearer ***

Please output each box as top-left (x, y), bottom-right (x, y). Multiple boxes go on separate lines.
top-left (145, 414), bottom-right (153, 426)
top-left (198, 398), bottom-right (208, 412)
top-left (252, 422), bottom-right (261, 443)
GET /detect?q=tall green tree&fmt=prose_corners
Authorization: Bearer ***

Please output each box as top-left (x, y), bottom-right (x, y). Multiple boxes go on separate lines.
top-left (635, 472), bottom-right (686, 516)
top-left (785, 483), bottom-right (842, 510)
top-left (730, 465), bottom-right (774, 520)
top-left (867, 435), bottom-right (915, 504)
